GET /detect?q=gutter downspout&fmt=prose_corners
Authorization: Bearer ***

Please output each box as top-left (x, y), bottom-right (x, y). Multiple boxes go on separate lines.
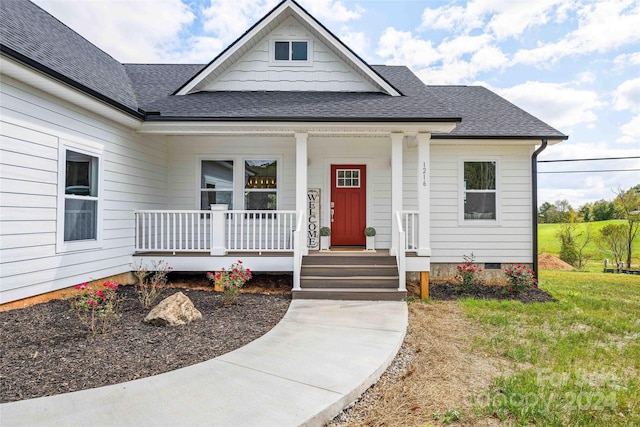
top-left (531, 139), bottom-right (548, 277)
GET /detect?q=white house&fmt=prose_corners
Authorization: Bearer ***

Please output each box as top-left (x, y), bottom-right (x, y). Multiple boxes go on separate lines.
top-left (0, 0), bottom-right (567, 304)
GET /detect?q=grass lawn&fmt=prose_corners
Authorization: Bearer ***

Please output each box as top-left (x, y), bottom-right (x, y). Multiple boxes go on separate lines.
top-left (538, 220), bottom-right (639, 268)
top-left (463, 270), bottom-right (640, 426)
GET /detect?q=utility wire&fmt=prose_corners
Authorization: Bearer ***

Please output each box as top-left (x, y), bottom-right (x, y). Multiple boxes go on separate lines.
top-left (538, 156), bottom-right (640, 163)
top-left (539, 169), bottom-right (640, 174)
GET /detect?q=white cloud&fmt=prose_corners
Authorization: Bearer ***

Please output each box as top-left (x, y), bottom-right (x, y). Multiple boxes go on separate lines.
top-left (376, 28), bottom-right (439, 68)
top-left (513, 0), bottom-right (640, 65)
top-left (300, 0), bottom-right (363, 23)
top-left (338, 30), bottom-right (369, 59)
top-left (613, 78), bottom-right (640, 112)
top-left (576, 71), bottom-right (596, 85)
top-left (377, 29), bottom-right (507, 84)
top-left (420, 0), bottom-right (570, 40)
top-left (493, 81), bottom-right (604, 129)
top-left (617, 114), bottom-right (640, 144)
top-left (202, 0), bottom-right (276, 44)
top-left (613, 52), bottom-right (640, 69)
top-left (33, 0), bottom-right (195, 63)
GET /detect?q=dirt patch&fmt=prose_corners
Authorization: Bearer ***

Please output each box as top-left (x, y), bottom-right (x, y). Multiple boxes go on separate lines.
top-left (538, 253), bottom-right (574, 270)
top-left (329, 301), bottom-right (512, 426)
top-left (0, 275), bottom-right (291, 403)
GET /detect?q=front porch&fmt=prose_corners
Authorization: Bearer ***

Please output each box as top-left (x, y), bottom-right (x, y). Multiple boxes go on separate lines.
top-left (134, 209), bottom-right (425, 300)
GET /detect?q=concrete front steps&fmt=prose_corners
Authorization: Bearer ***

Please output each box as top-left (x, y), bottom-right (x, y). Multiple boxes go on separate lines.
top-left (293, 251), bottom-right (407, 301)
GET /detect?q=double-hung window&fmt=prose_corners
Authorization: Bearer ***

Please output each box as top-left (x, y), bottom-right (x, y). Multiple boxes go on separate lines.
top-left (244, 160), bottom-right (277, 210)
top-left (57, 145), bottom-right (102, 251)
top-left (463, 161), bottom-right (497, 221)
top-left (200, 160), bottom-right (234, 209)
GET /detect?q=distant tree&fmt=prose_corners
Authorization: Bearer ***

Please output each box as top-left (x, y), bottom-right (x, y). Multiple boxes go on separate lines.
top-left (538, 202), bottom-right (560, 223)
top-left (613, 186), bottom-right (640, 268)
top-left (557, 222), bottom-right (578, 266)
top-left (579, 203), bottom-right (592, 222)
top-left (591, 199), bottom-right (616, 221)
top-left (598, 223), bottom-right (628, 267)
top-left (555, 199), bottom-right (571, 218)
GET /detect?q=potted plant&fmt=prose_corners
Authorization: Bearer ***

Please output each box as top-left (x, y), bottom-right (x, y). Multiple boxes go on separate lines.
top-left (320, 227), bottom-right (331, 251)
top-left (364, 227), bottom-right (376, 251)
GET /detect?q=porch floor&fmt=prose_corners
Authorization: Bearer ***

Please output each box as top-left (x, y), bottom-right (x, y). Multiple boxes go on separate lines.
top-left (0, 300), bottom-right (407, 426)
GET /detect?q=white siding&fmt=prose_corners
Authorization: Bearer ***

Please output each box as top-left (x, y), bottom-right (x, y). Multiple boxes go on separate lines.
top-left (426, 141), bottom-right (534, 264)
top-left (0, 75), bottom-right (167, 303)
top-left (204, 17), bottom-right (379, 92)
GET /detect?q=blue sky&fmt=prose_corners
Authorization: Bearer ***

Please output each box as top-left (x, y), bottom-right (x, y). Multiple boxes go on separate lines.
top-left (33, 0), bottom-right (639, 208)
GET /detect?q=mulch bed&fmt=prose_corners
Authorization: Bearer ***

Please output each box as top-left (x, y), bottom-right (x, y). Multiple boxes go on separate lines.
top-left (429, 282), bottom-right (556, 303)
top-left (0, 274), bottom-right (292, 403)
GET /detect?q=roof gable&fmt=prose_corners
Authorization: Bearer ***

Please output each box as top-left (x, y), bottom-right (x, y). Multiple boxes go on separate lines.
top-left (175, 0), bottom-right (400, 96)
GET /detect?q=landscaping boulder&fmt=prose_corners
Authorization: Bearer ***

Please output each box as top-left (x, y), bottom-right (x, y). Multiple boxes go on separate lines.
top-left (144, 292), bottom-right (202, 326)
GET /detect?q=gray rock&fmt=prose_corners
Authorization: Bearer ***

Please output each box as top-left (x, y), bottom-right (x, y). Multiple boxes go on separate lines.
top-left (144, 292), bottom-right (202, 326)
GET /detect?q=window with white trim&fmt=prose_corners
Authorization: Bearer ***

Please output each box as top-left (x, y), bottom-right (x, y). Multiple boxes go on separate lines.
top-left (200, 160), bottom-right (234, 209)
top-left (271, 40), bottom-right (311, 65)
top-left (275, 40), bottom-right (307, 61)
top-left (57, 144), bottom-right (103, 252)
top-left (244, 159), bottom-right (277, 210)
top-left (463, 161), bottom-right (496, 220)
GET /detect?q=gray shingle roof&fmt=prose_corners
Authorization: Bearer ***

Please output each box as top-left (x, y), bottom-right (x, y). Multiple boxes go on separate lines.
top-left (1, 0), bottom-right (566, 140)
top-left (0, 0), bottom-right (138, 112)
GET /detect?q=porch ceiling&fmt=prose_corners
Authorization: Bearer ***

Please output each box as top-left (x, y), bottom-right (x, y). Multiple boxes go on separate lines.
top-left (136, 121), bottom-right (457, 136)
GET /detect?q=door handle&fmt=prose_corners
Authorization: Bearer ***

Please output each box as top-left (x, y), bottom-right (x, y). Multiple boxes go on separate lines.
top-left (331, 201), bottom-right (335, 222)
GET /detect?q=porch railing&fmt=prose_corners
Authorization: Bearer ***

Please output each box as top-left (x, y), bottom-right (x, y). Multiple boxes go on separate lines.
top-left (395, 211), bottom-right (407, 292)
top-left (401, 210), bottom-right (418, 252)
top-left (225, 210), bottom-right (297, 252)
top-left (135, 210), bottom-right (213, 252)
top-left (134, 210), bottom-right (297, 253)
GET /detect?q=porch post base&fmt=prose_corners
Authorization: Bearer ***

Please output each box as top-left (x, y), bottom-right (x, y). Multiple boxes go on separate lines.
top-left (417, 248), bottom-right (431, 257)
top-left (420, 271), bottom-right (429, 299)
top-left (210, 248), bottom-right (227, 256)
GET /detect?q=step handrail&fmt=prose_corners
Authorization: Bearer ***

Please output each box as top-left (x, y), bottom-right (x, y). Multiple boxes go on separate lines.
top-left (395, 211), bottom-right (406, 291)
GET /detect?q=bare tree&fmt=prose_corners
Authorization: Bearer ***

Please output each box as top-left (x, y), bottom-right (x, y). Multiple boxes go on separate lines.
top-left (614, 186), bottom-right (640, 269)
top-left (576, 225), bottom-right (592, 269)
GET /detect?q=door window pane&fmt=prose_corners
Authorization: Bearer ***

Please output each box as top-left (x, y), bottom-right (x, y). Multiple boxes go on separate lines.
top-left (336, 169), bottom-right (360, 188)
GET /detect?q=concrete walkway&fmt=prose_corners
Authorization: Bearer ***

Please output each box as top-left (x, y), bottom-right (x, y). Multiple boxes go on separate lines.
top-left (1, 300), bottom-right (407, 427)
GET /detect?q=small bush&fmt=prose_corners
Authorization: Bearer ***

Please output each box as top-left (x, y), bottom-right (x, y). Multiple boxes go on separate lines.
top-left (207, 260), bottom-right (252, 306)
top-left (132, 259), bottom-right (172, 308)
top-left (503, 264), bottom-right (538, 293)
top-left (455, 253), bottom-right (484, 292)
top-left (71, 281), bottom-right (120, 335)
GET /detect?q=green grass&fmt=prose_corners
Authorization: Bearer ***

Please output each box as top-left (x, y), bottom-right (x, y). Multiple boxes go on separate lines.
top-left (463, 270), bottom-right (640, 426)
top-left (539, 220), bottom-right (640, 268)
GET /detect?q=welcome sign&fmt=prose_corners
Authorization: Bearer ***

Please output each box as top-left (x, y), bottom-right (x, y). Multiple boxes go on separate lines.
top-left (307, 188), bottom-right (320, 249)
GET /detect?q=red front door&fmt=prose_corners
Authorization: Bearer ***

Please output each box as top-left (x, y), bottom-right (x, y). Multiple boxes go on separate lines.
top-left (331, 165), bottom-right (366, 246)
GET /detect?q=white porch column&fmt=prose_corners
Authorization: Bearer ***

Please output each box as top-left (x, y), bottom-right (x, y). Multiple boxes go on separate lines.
top-left (295, 132), bottom-right (309, 256)
top-left (417, 132), bottom-right (431, 256)
top-left (390, 132), bottom-right (404, 256)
